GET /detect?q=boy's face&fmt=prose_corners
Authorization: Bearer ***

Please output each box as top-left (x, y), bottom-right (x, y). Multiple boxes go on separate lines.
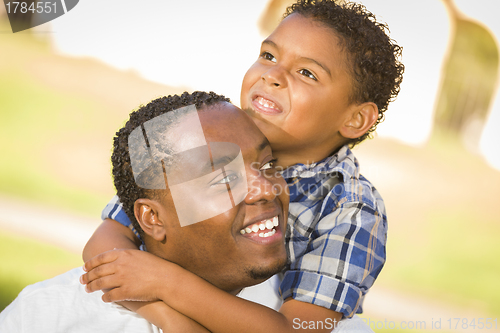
top-left (152, 103), bottom-right (289, 293)
top-left (241, 13), bottom-right (357, 162)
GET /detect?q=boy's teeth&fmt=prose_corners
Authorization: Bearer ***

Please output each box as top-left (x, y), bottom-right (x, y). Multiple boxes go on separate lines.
top-left (257, 97), bottom-right (277, 109)
top-left (240, 216), bottom-right (279, 236)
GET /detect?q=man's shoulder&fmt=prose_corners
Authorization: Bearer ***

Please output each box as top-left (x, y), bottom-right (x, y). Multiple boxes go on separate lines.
top-left (0, 268), bottom-right (160, 333)
top-left (15, 267), bottom-right (84, 298)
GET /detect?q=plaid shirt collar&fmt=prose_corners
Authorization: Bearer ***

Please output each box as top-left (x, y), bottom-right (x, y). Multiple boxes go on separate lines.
top-left (280, 145), bottom-right (359, 181)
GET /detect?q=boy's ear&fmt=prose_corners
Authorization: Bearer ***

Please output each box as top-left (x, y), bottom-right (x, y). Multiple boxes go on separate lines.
top-left (340, 102), bottom-right (379, 139)
top-left (134, 199), bottom-right (166, 242)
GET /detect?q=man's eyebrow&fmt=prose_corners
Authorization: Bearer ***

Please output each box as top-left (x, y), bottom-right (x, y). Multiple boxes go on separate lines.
top-left (262, 39), bottom-right (331, 77)
top-left (206, 138), bottom-right (269, 174)
top-left (257, 137), bottom-right (271, 152)
top-left (210, 155), bottom-right (234, 169)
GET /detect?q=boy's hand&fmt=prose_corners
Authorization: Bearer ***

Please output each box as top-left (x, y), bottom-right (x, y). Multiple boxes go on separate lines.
top-left (80, 249), bottom-right (172, 303)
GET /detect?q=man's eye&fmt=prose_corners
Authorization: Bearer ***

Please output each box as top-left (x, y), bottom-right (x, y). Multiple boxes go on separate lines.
top-left (260, 159), bottom-right (277, 171)
top-left (298, 69), bottom-right (317, 81)
top-left (211, 172), bottom-right (239, 186)
top-left (261, 51), bottom-right (277, 63)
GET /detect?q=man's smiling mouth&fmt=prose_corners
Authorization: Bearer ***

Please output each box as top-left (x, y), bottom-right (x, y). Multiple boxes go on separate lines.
top-left (240, 216), bottom-right (279, 238)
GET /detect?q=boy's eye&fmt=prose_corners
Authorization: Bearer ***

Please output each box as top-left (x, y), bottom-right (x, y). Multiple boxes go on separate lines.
top-left (210, 172), bottom-right (239, 186)
top-left (261, 51), bottom-right (277, 63)
top-left (298, 69), bottom-right (317, 81)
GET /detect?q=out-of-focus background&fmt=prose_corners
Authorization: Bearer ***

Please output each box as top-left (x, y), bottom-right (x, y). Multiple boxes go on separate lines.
top-left (0, 0), bottom-right (499, 331)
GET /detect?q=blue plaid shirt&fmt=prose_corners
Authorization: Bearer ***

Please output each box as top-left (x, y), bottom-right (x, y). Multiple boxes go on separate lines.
top-left (101, 145), bottom-right (387, 318)
top-left (279, 145), bottom-right (387, 317)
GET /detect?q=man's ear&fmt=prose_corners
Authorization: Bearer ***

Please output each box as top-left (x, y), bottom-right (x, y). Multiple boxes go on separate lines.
top-left (134, 199), bottom-right (166, 242)
top-left (340, 102), bottom-right (379, 139)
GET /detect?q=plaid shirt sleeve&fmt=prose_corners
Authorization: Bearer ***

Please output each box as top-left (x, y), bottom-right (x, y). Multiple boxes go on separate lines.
top-left (279, 148), bottom-right (388, 318)
top-left (280, 199), bottom-right (387, 318)
top-left (101, 195), bottom-right (142, 241)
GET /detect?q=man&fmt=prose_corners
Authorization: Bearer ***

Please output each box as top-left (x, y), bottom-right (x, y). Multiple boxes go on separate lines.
top-left (0, 91), bottom-right (289, 332)
top-left (1, 91), bottom-right (373, 332)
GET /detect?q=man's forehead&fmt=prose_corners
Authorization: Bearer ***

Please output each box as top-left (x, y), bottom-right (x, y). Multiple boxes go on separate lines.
top-left (163, 107), bottom-right (207, 154)
top-left (171, 104), bottom-right (243, 150)
top-left (128, 104), bottom-right (248, 186)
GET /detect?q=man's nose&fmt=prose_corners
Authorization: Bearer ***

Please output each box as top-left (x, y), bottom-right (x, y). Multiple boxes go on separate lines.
top-left (261, 66), bottom-right (287, 88)
top-left (244, 173), bottom-right (277, 204)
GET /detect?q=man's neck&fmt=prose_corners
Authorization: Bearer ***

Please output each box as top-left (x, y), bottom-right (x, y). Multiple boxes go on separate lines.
top-left (229, 288), bottom-right (243, 296)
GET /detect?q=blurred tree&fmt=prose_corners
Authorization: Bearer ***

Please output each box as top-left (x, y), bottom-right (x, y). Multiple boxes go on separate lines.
top-left (0, 1), bottom-right (7, 19)
top-left (258, 0), bottom-right (293, 36)
top-left (258, 0), bottom-right (347, 36)
top-left (434, 0), bottom-right (498, 144)
top-left (3, 0), bottom-right (37, 32)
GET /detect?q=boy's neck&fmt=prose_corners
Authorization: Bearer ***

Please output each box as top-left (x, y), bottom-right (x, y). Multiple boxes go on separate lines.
top-left (274, 143), bottom-right (344, 170)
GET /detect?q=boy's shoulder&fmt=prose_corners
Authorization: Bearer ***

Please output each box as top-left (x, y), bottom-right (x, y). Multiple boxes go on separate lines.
top-left (283, 145), bottom-right (385, 214)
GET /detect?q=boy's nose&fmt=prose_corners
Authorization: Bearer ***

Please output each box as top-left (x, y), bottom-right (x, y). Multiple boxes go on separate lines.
top-left (261, 67), bottom-right (287, 88)
top-left (244, 173), bottom-right (277, 204)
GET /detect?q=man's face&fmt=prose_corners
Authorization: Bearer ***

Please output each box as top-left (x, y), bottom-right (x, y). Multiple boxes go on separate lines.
top-left (150, 103), bottom-right (288, 293)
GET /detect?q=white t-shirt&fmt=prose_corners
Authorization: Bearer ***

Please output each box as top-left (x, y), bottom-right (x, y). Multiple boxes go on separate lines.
top-left (0, 267), bottom-right (161, 333)
top-left (1, 268), bottom-right (372, 333)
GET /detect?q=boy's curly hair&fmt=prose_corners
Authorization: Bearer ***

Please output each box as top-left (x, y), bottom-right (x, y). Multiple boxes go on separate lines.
top-left (112, 91), bottom-right (230, 236)
top-left (285, 0), bottom-right (404, 146)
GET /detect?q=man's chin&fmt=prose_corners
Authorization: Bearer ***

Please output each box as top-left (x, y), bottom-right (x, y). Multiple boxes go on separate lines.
top-left (246, 257), bottom-right (288, 283)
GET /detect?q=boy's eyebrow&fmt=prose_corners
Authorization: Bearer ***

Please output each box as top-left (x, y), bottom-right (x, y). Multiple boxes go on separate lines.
top-left (262, 40), bottom-right (331, 77)
top-left (300, 57), bottom-right (331, 77)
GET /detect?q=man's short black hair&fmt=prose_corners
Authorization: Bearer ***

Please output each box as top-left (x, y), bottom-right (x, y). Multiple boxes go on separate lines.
top-left (285, 0), bottom-right (404, 146)
top-left (112, 91), bottom-right (231, 236)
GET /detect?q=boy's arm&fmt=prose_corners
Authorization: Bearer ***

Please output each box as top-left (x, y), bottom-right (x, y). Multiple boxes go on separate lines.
top-left (83, 220), bottom-right (210, 332)
top-left (122, 300), bottom-right (210, 332)
top-left (154, 264), bottom-right (342, 333)
top-left (82, 249), bottom-right (342, 333)
top-left (162, 272), bottom-right (342, 333)
top-left (82, 218), bottom-right (141, 262)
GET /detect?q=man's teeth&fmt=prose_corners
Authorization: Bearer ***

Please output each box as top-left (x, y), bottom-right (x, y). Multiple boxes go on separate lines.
top-left (257, 97), bottom-right (277, 109)
top-left (240, 216), bottom-right (279, 237)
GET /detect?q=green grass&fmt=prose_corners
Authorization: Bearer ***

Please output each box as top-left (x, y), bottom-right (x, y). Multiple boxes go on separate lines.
top-left (0, 231), bottom-right (82, 311)
top-left (0, 70), bottom-right (112, 214)
top-left (380, 207), bottom-right (500, 316)
top-left (0, 25), bottom-right (117, 215)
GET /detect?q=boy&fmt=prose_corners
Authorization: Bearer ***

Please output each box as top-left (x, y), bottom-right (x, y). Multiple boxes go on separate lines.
top-left (82, 0), bottom-right (403, 331)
